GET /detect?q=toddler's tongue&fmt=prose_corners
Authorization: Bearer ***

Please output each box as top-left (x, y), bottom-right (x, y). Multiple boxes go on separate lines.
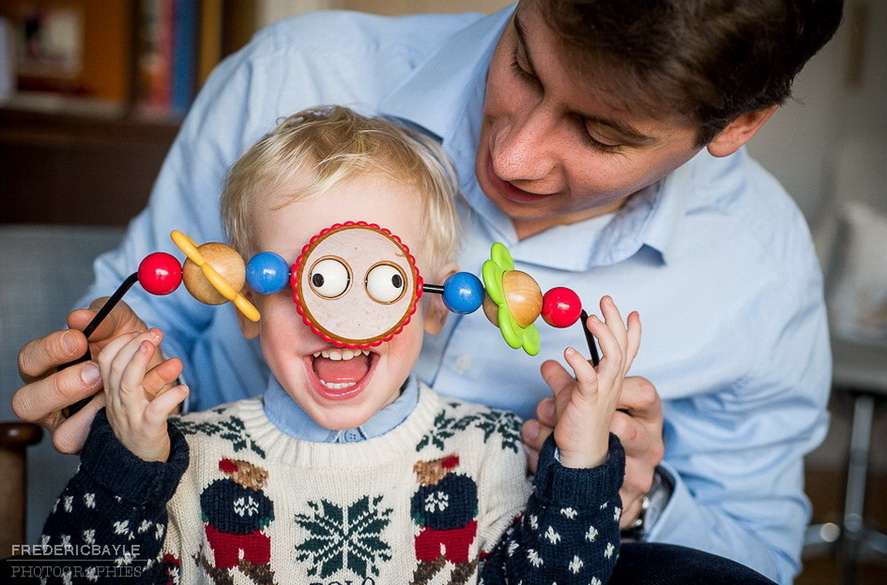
top-left (313, 353), bottom-right (371, 386)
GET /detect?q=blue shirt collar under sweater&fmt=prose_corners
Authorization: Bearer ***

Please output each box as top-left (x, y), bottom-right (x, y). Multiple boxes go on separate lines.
top-left (262, 376), bottom-right (419, 442)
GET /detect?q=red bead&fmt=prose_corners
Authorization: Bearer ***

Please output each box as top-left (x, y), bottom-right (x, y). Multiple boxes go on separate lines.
top-left (541, 287), bottom-right (582, 328)
top-left (138, 252), bottom-right (183, 295)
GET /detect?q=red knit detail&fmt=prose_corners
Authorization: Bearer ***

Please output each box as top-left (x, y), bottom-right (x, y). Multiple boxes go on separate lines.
top-left (415, 520), bottom-right (478, 563)
top-left (205, 525), bottom-right (271, 569)
top-left (218, 458), bottom-right (238, 474)
top-left (441, 454), bottom-right (460, 469)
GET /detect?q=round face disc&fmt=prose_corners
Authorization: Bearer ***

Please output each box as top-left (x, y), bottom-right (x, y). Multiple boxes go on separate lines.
top-left (292, 222), bottom-right (422, 348)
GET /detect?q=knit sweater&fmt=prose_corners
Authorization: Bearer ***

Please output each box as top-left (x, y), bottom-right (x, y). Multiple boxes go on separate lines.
top-left (39, 385), bottom-right (624, 584)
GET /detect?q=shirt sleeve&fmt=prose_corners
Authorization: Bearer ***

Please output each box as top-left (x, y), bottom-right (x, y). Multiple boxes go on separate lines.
top-left (645, 223), bottom-right (831, 585)
top-left (481, 434), bottom-right (625, 584)
top-left (38, 409), bottom-right (189, 584)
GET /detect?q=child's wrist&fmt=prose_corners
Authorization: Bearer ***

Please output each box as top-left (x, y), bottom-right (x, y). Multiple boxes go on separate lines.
top-left (557, 444), bottom-right (608, 469)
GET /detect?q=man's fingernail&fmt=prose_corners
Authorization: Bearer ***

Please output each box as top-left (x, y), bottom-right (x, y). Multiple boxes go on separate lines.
top-left (81, 363), bottom-right (101, 385)
top-left (540, 400), bottom-right (555, 419)
top-left (61, 331), bottom-right (78, 356)
top-left (523, 420), bottom-right (538, 440)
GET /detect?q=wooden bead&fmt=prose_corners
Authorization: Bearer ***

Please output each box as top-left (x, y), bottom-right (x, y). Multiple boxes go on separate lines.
top-left (183, 242), bottom-right (246, 305)
top-left (502, 270), bottom-right (542, 328)
top-left (482, 292), bottom-right (500, 326)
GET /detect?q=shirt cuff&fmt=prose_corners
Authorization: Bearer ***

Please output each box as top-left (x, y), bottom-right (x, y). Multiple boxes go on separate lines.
top-left (643, 460), bottom-right (687, 540)
top-left (534, 433), bottom-right (625, 509)
top-left (80, 408), bottom-right (189, 506)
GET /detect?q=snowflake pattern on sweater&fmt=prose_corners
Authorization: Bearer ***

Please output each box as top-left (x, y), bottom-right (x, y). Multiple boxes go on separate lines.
top-left (37, 384), bottom-right (624, 584)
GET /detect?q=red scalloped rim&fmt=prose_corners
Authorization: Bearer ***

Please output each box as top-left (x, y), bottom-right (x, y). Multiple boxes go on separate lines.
top-left (291, 221), bottom-right (424, 349)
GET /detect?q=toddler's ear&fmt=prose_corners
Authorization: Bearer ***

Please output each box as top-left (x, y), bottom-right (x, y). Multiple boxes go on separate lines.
top-left (237, 289), bottom-right (261, 340)
top-left (424, 262), bottom-right (460, 336)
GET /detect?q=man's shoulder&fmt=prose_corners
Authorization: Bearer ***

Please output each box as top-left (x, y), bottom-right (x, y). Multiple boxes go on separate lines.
top-left (249, 10), bottom-right (485, 60)
top-left (678, 149), bottom-right (815, 264)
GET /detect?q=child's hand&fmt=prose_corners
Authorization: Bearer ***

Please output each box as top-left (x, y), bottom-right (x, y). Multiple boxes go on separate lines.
top-left (541, 296), bottom-right (641, 469)
top-left (97, 328), bottom-right (188, 462)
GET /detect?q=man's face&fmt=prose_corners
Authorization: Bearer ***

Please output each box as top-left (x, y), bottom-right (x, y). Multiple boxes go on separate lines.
top-left (242, 172), bottom-right (434, 431)
top-left (477, 0), bottom-right (704, 239)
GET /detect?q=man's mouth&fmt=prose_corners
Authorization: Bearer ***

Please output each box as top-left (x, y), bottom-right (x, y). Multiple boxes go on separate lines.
top-left (310, 348), bottom-right (374, 398)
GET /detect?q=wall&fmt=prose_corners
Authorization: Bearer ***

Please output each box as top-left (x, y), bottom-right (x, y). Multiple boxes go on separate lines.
top-left (748, 0), bottom-right (887, 232)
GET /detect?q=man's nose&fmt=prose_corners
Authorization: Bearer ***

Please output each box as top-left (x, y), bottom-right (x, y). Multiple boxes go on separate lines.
top-left (492, 106), bottom-right (560, 183)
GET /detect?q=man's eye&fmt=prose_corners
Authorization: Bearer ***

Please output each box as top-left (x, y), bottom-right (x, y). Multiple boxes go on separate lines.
top-left (582, 121), bottom-right (624, 154)
top-left (510, 54), bottom-right (538, 85)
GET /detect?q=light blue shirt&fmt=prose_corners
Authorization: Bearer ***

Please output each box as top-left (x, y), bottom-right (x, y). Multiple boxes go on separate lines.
top-left (80, 6), bottom-right (830, 583)
top-left (262, 376), bottom-right (418, 443)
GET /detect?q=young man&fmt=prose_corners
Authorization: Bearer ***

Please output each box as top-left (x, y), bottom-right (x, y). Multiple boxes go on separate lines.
top-left (40, 106), bottom-right (638, 584)
top-left (14, 2), bottom-right (843, 583)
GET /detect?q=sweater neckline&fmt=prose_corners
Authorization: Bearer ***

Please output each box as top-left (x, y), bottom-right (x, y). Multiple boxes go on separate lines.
top-left (235, 383), bottom-right (442, 467)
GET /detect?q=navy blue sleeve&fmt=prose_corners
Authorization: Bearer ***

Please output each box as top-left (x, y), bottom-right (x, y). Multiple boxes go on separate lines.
top-left (481, 433), bottom-right (625, 584)
top-left (33, 409), bottom-right (189, 584)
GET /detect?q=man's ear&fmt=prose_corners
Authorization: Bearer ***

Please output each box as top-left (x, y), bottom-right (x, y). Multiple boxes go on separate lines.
top-left (237, 290), bottom-right (261, 340)
top-left (423, 262), bottom-right (460, 336)
top-left (706, 105), bottom-right (778, 158)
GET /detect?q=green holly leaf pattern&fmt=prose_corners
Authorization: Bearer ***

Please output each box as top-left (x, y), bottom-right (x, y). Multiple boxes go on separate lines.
top-left (417, 403), bottom-right (521, 453)
top-left (294, 495), bottom-right (393, 578)
top-left (171, 414), bottom-right (266, 458)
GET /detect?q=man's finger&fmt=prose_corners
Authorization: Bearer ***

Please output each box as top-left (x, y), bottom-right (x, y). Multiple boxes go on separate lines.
top-left (521, 418), bottom-right (553, 454)
top-left (17, 330), bottom-right (88, 383)
top-left (81, 299), bottom-right (144, 342)
top-left (616, 376), bottom-right (660, 416)
top-left (52, 392), bottom-right (106, 454)
top-left (12, 361), bottom-right (102, 424)
top-left (144, 358), bottom-right (184, 399)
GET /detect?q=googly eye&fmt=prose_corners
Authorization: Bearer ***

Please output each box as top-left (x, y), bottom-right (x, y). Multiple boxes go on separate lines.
top-left (309, 257), bottom-right (350, 298)
top-left (365, 263), bottom-right (407, 304)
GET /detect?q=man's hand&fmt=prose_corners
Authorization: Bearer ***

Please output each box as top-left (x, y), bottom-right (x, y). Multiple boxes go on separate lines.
top-left (12, 299), bottom-right (171, 454)
top-left (522, 375), bottom-right (664, 529)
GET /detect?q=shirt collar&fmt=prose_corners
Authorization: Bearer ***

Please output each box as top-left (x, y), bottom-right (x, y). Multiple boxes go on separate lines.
top-left (262, 376), bottom-right (419, 442)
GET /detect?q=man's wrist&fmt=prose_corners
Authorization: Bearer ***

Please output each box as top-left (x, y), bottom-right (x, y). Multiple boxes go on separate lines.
top-left (621, 465), bottom-right (674, 540)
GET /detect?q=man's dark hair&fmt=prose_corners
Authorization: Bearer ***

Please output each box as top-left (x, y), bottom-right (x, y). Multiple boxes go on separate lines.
top-left (538, 0), bottom-right (844, 144)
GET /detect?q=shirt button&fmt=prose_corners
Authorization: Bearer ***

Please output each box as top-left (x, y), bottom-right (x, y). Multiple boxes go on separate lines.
top-left (455, 355), bottom-right (472, 372)
top-left (344, 429), bottom-right (362, 442)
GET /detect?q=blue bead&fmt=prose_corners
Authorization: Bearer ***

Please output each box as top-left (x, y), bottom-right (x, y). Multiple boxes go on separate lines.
top-left (442, 272), bottom-right (484, 314)
top-left (247, 252), bottom-right (290, 295)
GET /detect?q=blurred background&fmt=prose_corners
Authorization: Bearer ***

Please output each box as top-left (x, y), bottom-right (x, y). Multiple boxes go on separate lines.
top-left (0, 2), bottom-right (884, 583)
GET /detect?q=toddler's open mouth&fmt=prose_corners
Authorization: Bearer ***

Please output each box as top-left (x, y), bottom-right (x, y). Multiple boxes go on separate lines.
top-left (310, 348), bottom-right (375, 399)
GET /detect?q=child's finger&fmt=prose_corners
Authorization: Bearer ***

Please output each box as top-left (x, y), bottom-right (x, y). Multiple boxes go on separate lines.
top-left (623, 311), bottom-right (642, 372)
top-left (599, 296), bottom-right (628, 352)
top-left (145, 384), bottom-right (189, 426)
top-left (563, 346), bottom-right (598, 397)
top-left (587, 314), bottom-right (623, 389)
top-left (118, 340), bottom-right (157, 405)
top-left (97, 331), bottom-right (142, 409)
top-left (107, 331), bottom-right (158, 394)
top-left (101, 330), bottom-right (160, 379)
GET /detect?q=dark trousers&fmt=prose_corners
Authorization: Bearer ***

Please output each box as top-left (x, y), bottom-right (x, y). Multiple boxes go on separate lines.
top-left (612, 542), bottom-right (779, 584)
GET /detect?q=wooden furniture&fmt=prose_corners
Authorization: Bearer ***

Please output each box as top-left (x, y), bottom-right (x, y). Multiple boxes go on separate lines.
top-left (0, 423), bottom-right (42, 557)
top-left (0, 107), bottom-right (179, 226)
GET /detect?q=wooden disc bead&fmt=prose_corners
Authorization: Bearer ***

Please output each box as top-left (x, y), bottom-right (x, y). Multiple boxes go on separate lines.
top-left (182, 242), bottom-right (246, 305)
